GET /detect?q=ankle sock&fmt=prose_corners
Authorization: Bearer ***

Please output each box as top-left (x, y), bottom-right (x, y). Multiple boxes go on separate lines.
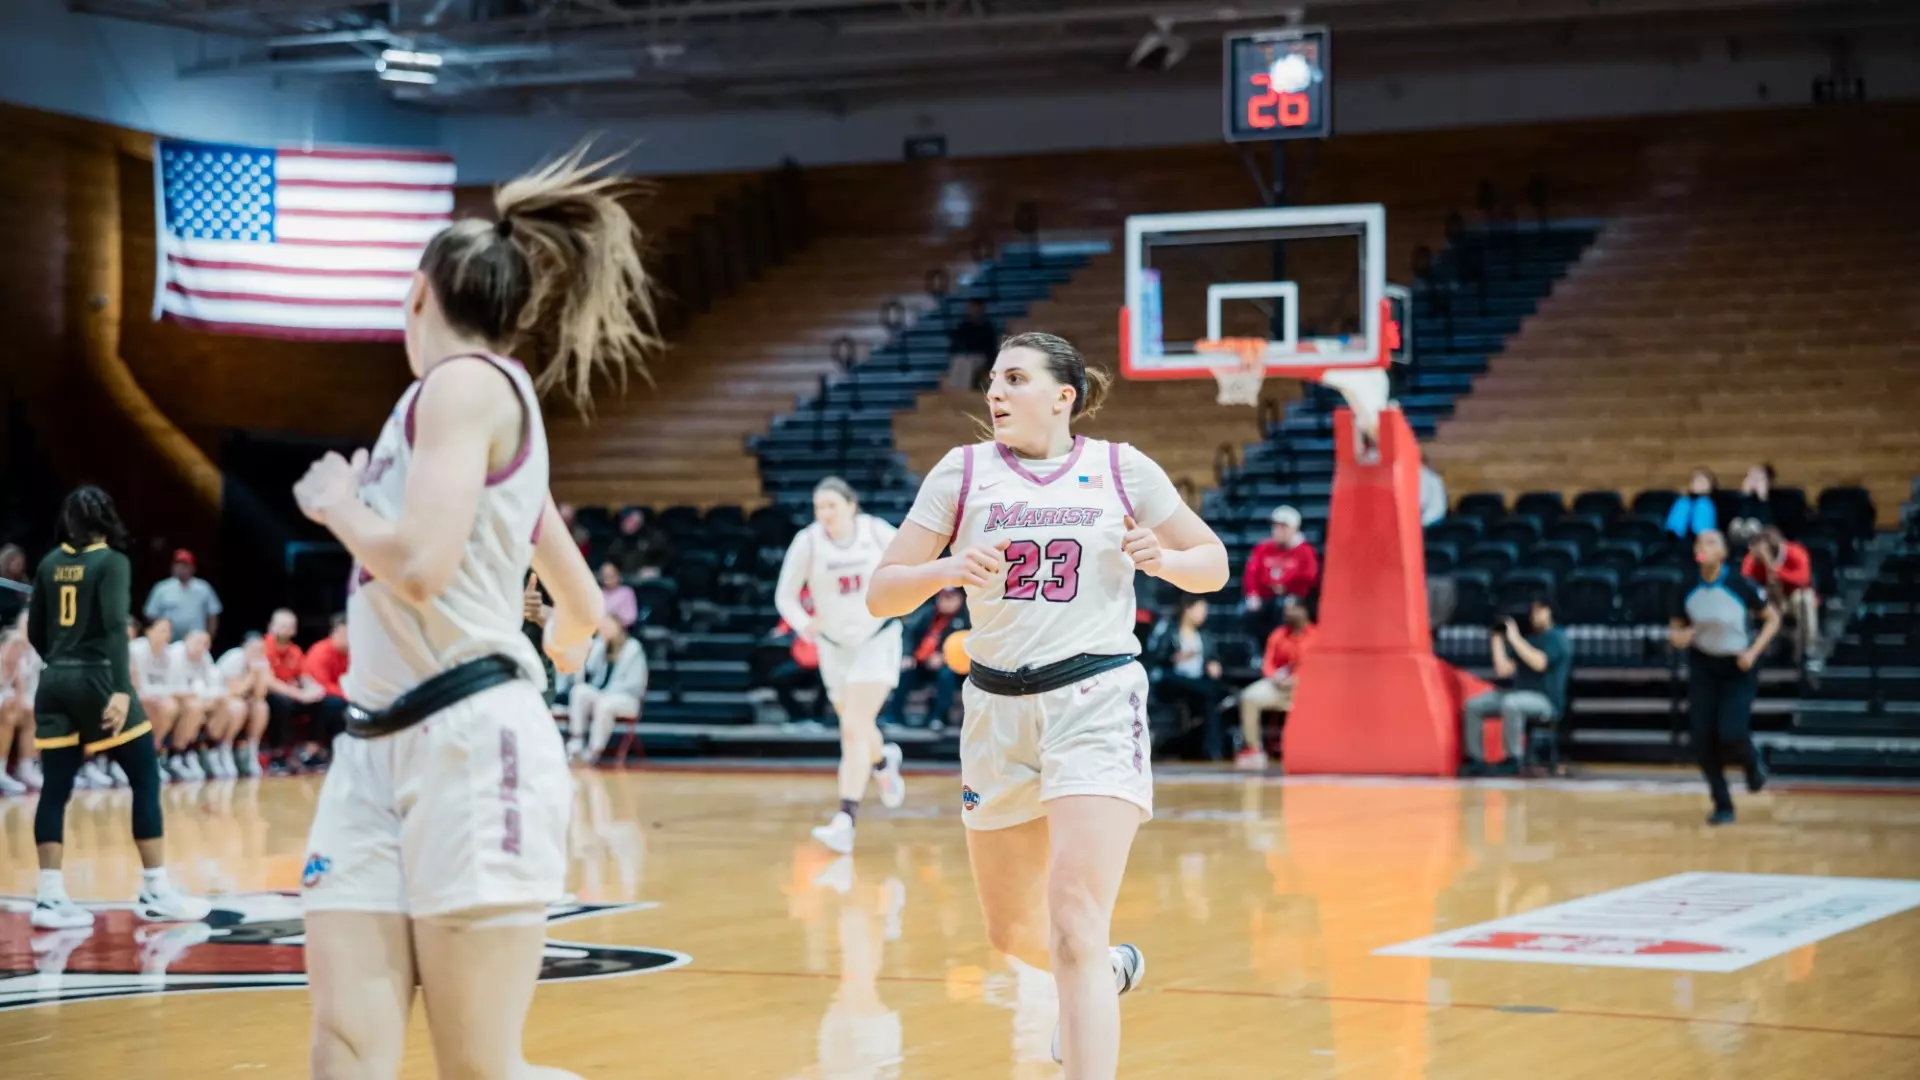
top-left (839, 798), bottom-right (859, 823)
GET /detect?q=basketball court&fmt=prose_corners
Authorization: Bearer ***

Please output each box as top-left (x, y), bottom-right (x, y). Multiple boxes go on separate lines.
top-left (4, 769), bottom-right (1919, 1078)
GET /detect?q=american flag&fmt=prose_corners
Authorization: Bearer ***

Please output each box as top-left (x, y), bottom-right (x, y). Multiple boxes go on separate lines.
top-left (1077, 474), bottom-right (1104, 489)
top-left (153, 138), bottom-right (456, 341)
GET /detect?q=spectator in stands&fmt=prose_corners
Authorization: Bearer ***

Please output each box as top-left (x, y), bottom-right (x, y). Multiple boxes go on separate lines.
top-left (0, 544), bottom-right (28, 628)
top-left (1234, 595), bottom-right (1315, 771)
top-left (262, 608), bottom-right (324, 769)
top-left (599, 561), bottom-right (639, 629)
top-left (1727, 463), bottom-right (1776, 546)
top-left (1460, 599), bottom-right (1572, 776)
top-left (214, 632), bottom-right (270, 777)
top-left (1664, 467), bottom-right (1719, 540)
top-left (143, 549), bottom-right (222, 641)
top-left (1671, 530), bottom-right (1780, 825)
top-left (946, 299), bottom-right (1001, 392)
top-left (1742, 526), bottom-right (1819, 664)
top-left (1419, 463), bottom-right (1448, 527)
top-left (605, 508), bottom-right (673, 580)
top-left (567, 613), bottom-right (649, 764)
top-left (1242, 505), bottom-right (1320, 642)
top-left (1148, 595), bottom-right (1230, 760)
top-left (0, 611), bottom-right (41, 794)
top-left (888, 587), bottom-right (968, 729)
top-left (303, 613), bottom-right (351, 748)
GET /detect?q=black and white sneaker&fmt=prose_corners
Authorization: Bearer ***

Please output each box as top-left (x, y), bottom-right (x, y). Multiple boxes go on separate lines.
top-left (134, 881), bottom-right (212, 923)
top-left (30, 897), bottom-right (96, 930)
top-left (1052, 944), bottom-right (1146, 1064)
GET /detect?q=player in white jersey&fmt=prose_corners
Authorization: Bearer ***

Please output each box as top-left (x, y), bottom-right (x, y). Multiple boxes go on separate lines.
top-left (775, 477), bottom-right (909, 853)
top-left (868, 332), bottom-right (1227, 1079)
top-left (290, 146), bottom-right (659, 1080)
top-left (0, 611), bottom-right (40, 794)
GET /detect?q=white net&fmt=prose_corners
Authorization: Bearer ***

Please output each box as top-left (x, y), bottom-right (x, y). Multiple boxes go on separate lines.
top-left (1198, 338), bottom-right (1269, 407)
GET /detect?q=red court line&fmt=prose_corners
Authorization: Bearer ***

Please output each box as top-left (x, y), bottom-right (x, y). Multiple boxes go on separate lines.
top-left (667, 966), bottom-right (1920, 1043)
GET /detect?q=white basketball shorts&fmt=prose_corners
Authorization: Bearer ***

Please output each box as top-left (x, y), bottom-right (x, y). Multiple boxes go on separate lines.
top-left (958, 660), bottom-right (1153, 831)
top-left (301, 681), bottom-right (570, 919)
top-left (816, 621), bottom-right (904, 703)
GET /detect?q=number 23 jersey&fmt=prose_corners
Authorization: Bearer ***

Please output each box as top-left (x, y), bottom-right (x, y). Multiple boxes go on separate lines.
top-left (906, 435), bottom-right (1183, 672)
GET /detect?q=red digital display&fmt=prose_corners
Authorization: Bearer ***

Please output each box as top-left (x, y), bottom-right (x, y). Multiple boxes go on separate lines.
top-left (1225, 27), bottom-right (1331, 142)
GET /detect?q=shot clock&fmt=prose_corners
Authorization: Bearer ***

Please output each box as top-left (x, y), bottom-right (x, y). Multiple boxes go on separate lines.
top-left (1224, 26), bottom-right (1332, 142)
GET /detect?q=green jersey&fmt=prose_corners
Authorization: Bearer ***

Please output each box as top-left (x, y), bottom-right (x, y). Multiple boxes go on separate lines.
top-left (28, 542), bottom-right (135, 690)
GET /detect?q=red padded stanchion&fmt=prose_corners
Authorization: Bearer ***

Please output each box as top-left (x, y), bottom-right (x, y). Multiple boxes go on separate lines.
top-left (1282, 405), bottom-right (1461, 775)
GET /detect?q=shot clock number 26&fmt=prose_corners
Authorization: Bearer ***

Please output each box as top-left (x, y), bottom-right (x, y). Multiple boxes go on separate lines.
top-left (1224, 27), bottom-right (1332, 143)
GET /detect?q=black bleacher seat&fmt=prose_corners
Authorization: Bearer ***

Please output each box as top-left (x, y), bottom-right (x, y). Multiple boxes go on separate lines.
top-left (1589, 539), bottom-right (1644, 580)
top-left (634, 579), bottom-right (681, 629)
top-left (1451, 569), bottom-right (1496, 626)
top-left (1523, 540), bottom-right (1581, 579)
top-left (1497, 567), bottom-right (1558, 610)
top-left (1630, 489), bottom-right (1680, 522)
top-left (1546, 514), bottom-right (1604, 555)
top-left (1425, 542), bottom-right (1460, 574)
top-left (1489, 514), bottom-right (1544, 549)
top-left (705, 505), bottom-right (746, 530)
top-left (1640, 535), bottom-right (1683, 568)
top-left (1513, 491), bottom-right (1566, 524)
top-left (1624, 567), bottom-right (1686, 625)
top-left (574, 506), bottom-right (613, 533)
top-left (1816, 486), bottom-right (1876, 542)
top-left (675, 556), bottom-right (721, 604)
top-left (1607, 515), bottom-right (1667, 549)
top-left (748, 506), bottom-right (802, 548)
top-left (657, 505), bottom-right (704, 536)
top-left (1769, 487), bottom-right (1809, 537)
top-left (1800, 537), bottom-right (1841, 597)
top-left (1426, 516), bottom-right (1484, 552)
top-left (1800, 516), bottom-right (1854, 564)
top-left (1560, 567), bottom-right (1621, 624)
top-left (1456, 492), bottom-right (1507, 523)
top-left (1465, 540), bottom-right (1520, 577)
top-left (1711, 489), bottom-right (1743, 529)
top-left (1571, 490), bottom-right (1625, 523)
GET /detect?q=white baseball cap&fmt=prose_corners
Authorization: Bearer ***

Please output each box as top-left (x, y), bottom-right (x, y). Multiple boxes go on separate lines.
top-left (1270, 506), bottom-right (1302, 528)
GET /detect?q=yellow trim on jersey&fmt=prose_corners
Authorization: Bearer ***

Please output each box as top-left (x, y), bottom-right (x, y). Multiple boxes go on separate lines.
top-left (86, 720), bottom-right (151, 754)
top-left (59, 544), bottom-right (75, 555)
top-left (35, 733), bottom-right (81, 750)
top-left (83, 542), bottom-right (107, 552)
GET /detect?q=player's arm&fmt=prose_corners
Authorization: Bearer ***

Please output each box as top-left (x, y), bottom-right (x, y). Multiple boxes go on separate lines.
top-left (294, 358), bottom-right (507, 606)
top-left (773, 532), bottom-right (815, 638)
top-left (101, 553), bottom-right (135, 692)
top-left (1737, 577), bottom-right (1781, 671)
top-left (869, 524), bottom-right (972, 619)
top-left (530, 495), bottom-right (604, 675)
top-left (1119, 447), bottom-right (1228, 594)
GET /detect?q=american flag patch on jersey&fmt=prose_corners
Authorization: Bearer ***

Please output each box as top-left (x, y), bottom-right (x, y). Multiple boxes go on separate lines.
top-left (1077, 474), bottom-right (1104, 489)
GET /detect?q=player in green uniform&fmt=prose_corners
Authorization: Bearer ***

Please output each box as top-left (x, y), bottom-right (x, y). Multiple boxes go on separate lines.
top-left (27, 486), bottom-right (212, 930)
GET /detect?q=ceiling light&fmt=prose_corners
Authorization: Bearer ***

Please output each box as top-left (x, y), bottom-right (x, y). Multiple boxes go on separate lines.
top-left (381, 48), bottom-right (444, 68)
top-left (378, 65), bottom-right (440, 85)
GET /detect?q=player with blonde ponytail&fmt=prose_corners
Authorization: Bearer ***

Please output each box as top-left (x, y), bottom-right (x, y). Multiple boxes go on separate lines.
top-left (292, 144), bottom-right (659, 1080)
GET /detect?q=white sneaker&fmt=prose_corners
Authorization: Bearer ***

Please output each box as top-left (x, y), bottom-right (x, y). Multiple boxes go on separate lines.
top-left (1234, 748), bottom-right (1270, 772)
top-left (874, 742), bottom-right (906, 809)
top-left (168, 756), bottom-right (196, 782)
top-left (234, 746), bottom-right (260, 778)
top-left (217, 746), bottom-right (238, 778)
top-left (15, 761), bottom-right (44, 791)
top-left (134, 879), bottom-right (213, 923)
top-left (107, 761), bottom-right (130, 788)
top-left (566, 738), bottom-right (587, 763)
top-left (198, 749), bottom-right (221, 779)
top-left (1053, 944), bottom-right (1146, 1064)
top-left (810, 811), bottom-right (856, 855)
top-left (0, 770), bottom-right (26, 797)
top-left (30, 896), bottom-right (96, 930)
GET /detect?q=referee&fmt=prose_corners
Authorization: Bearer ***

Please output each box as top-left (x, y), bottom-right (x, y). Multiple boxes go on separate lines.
top-left (1669, 529), bottom-right (1781, 825)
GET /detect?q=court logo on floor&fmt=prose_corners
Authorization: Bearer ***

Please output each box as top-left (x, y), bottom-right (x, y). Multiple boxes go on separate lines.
top-left (1377, 872), bottom-right (1920, 972)
top-left (0, 891), bottom-right (689, 1012)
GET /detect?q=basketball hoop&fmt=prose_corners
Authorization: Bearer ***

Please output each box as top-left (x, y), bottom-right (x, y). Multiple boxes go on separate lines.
top-left (1195, 338), bottom-right (1269, 407)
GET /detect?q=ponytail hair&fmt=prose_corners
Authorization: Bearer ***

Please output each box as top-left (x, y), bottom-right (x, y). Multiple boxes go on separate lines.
top-left (57, 485), bottom-right (131, 551)
top-left (417, 143), bottom-right (661, 415)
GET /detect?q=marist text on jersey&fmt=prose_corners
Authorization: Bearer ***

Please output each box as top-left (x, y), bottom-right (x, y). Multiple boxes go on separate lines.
top-left (982, 502), bottom-right (1107, 532)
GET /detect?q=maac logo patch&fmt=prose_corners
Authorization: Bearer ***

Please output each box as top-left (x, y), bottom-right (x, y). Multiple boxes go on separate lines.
top-left (961, 785), bottom-right (981, 812)
top-left (0, 892), bottom-right (687, 1013)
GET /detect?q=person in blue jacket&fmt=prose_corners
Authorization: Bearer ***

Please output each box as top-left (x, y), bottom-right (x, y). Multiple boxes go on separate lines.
top-left (1665, 467), bottom-right (1719, 539)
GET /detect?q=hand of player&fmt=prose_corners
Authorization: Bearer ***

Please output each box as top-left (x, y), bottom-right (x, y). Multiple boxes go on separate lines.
top-left (523, 573), bottom-right (547, 624)
top-left (1736, 651), bottom-right (1757, 672)
top-left (102, 692), bottom-right (130, 737)
top-left (294, 448), bottom-right (368, 524)
top-left (953, 539), bottom-right (1011, 590)
top-left (1121, 516), bottom-right (1163, 576)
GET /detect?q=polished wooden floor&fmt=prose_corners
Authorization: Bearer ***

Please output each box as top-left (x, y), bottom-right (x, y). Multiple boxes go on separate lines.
top-left (3, 766), bottom-right (1919, 1078)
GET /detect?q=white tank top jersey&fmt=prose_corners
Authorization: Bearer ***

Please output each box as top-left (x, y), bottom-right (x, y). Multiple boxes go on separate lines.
top-left (345, 353), bottom-right (549, 710)
top-left (775, 514), bottom-right (898, 646)
top-left (905, 435), bottom-right (1184, 672)
top-left (130, 638), bottom-right (177, 694)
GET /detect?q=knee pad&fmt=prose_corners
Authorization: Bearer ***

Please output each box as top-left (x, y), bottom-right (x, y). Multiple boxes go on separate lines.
top-left (33, 746), bottom-right (84, 845)
top-left (418, 903), bottom-right (548, 932)
top-left (109, 733), bottom-right (166, 840)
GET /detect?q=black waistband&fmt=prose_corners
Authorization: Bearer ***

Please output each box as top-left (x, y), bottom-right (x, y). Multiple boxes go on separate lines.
top-left (346, 654), bottom-right (525, 739)
top-left (967, 653), bottom-right (1135, 697)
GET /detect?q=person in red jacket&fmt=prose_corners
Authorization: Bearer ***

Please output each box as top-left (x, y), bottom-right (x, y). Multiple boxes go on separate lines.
top-left (1242, 505), bottom-right (1321, 643)
top-left (1234, 596), bottom-right (1316, 770)
top-left (1742, 526), bottom-right (1819, 663)
top-left (301, 613), bottom-right (351, 751)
